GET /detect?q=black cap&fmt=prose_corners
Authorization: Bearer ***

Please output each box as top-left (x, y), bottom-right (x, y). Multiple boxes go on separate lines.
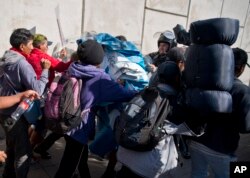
top-left (77, 39), bottom-right (104, 65)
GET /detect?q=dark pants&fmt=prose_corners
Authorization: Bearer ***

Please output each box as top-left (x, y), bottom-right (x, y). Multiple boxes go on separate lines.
top-left (54, 135), bottom-right (90, 178)
top-left (116, 166), bottom-right (143, 178)
top-left (0, 116), bottom-right (32, 178)
top-left (35, 132), bottom-right (62, 152)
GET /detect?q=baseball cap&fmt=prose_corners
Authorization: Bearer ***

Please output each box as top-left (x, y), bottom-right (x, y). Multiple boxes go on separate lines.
top-left (33, 34), bottom-right (53, 47)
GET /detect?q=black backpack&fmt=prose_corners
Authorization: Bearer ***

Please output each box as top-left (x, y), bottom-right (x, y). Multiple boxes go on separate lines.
top-left (114, 87), bottom-right (171, 151)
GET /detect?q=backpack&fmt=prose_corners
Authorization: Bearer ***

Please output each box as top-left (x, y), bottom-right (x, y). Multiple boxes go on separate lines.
top-left (44, 72), bottom-right (83, 134)
top-left (114, 87), bottom-right (171, 152)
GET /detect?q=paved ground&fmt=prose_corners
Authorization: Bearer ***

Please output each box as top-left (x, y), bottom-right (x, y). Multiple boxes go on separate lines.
top-left (0, 128), bottom-right (249, 178)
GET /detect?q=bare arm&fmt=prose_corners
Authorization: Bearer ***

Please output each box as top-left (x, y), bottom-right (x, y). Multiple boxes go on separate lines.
top-left (0, 90), bottom-right (39, 109)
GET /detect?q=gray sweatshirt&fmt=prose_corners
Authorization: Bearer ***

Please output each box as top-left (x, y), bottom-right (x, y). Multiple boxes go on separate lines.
top-left (0, 50), bottom-right (49, 115)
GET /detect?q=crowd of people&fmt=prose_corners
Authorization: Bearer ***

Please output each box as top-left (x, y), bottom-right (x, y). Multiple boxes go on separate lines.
top-left (0, 17), bottom-right (249, 178)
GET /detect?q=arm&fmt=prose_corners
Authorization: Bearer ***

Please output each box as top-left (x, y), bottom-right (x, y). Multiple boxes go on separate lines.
top-left (99, 74), bottom-right (137, 103)
top-left (43, 52), bottom-right (71, 72)
top-left (18, 60), bottom-right (49, 95)
top-left (0, 90), bottom-right (39, 109)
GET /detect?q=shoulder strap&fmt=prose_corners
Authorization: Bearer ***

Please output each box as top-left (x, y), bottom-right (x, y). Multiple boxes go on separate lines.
top-left (3, 73), bottom-right (18, 94)
top-left (153, 98), bottom-right (171, 132)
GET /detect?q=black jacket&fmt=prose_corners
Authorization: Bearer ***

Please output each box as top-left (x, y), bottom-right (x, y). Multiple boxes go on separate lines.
top-left (192, 78), bottom-right (250, 155)
top-left (148, 52), bottom-right (168, 67)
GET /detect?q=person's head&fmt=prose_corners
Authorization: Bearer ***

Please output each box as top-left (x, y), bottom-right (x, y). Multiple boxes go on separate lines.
top-left (115, 35), bottom-right (127, 41)
top-left (10, 28), bottom-right (34, 55)
top-left (157, 61), bottom-right (181, 89)
top-left (33, 34), bottom-right (52, 53)
top-left (232, 47), bottom-right (249, 78)
top-left (157, 31), bottom-right (177, 54)
top-left (70, 52), bottom-right (79, 62)
top-left (166, 47), bottom-right (185, 72)
top-left (77, 39), bottom-right (104, 66)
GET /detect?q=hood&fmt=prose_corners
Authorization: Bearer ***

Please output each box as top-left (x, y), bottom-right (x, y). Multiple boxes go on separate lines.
top-left (157, 83), bottom-right (178, 97)
top-left (68, 62), bottom-right (105, 79)
top-left (0, 50), bottom-right (23, 74)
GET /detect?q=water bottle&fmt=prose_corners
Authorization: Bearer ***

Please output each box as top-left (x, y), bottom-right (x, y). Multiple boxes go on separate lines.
top-left (11, 98), bottom-right (33, 121)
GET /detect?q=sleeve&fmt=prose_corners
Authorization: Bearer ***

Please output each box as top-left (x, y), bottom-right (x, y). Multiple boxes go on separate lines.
top-left (231, 83), bottom-right (250, 133)
top-left (99, 74), bottom-right (137, 103)
top-left (18, 60), bottom-right (49, 96)
top-left (45, 53), bottom-right (71, 72)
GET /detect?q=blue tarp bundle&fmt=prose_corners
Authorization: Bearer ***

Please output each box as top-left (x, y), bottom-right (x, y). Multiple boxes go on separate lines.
top-left (77, 33), bottom-right (148, 90)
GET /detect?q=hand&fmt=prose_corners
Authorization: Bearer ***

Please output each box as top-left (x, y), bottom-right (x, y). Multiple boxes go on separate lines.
top-left (41, 59), bottom-right (51, 69)
top-left (18, 90), bottom-right (40, 101)
top-left (59, 48), bottom-right (67, 59)
top-left (0, 151), bottom-right (7, 163)
top-left (117, 79), bottom-right (125, 86)
top-left (148, 64), bottom-right (157, 72)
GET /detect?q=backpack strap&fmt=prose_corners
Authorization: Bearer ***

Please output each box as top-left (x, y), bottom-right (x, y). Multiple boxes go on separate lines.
top-left (3, 73), bottom-right (18, 94)
top-left (152, 97), bottom-right (171, 135)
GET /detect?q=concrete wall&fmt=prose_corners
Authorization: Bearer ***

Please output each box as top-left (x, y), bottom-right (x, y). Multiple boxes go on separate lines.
top-left (0, 0), bottom-right (249, 84)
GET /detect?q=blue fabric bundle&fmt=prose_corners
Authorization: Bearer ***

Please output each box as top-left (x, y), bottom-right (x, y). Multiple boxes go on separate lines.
top-left (77, 33), bottom-right (149, 91)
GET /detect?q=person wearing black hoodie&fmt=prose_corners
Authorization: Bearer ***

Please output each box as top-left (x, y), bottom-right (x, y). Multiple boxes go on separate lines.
top-left (189, 47), bottom-right (250, 178)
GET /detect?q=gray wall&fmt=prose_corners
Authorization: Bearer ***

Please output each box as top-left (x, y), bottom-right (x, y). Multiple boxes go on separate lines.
top-left (0, 0), bottom-right (249, 84)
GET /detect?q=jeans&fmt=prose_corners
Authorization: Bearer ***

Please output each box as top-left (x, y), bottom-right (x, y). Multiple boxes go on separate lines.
top-left (54, 136), bottom-right (90, 178)
top-left (190, 141), bottom-right (237, 178)
top-left (0, 116), bottom-right (32, 178)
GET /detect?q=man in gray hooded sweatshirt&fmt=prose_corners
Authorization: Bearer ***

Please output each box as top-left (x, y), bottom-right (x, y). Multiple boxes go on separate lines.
top-left (0, 28), bottom-right (51, 178)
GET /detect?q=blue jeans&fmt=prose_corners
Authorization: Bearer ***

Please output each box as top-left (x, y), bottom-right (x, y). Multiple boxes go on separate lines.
top-left (190, 141), bottom-right (237, 178)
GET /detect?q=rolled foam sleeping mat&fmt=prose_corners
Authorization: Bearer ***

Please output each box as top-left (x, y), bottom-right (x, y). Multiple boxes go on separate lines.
top-left (185, 88), bottom-right (232, 113)
top-left (184, 44), bottom-right (234, 91)
top-left (190, 18), bottom-right (239, 46)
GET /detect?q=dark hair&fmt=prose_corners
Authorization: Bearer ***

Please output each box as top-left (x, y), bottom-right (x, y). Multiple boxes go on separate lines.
top-left (233, 48), bottom-right (248, 66)
top-left (116, 35), bottom-right (127, 41)
top-left (233, 47), bottom-right (249, 77)
top-left (70, 52), bottom-right (79, 62)
top-left (10, 28), bottom-right (34, 49)
top-left (166, 47), bottom-right (185, 63)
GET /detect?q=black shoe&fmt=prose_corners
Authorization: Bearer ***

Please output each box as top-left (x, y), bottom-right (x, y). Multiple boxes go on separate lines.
top-left (34, 148), bottom-right (52, 159)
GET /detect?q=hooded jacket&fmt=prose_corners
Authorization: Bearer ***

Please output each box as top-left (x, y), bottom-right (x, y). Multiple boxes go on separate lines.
top-left (27, 48), bottom-right (71, 86)
top-left (66, 62), bottom-right (137, 144)
top-left (192, 78), bottom-right (250, 154)
top-left (0, 50), bottom-right (49, 115)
